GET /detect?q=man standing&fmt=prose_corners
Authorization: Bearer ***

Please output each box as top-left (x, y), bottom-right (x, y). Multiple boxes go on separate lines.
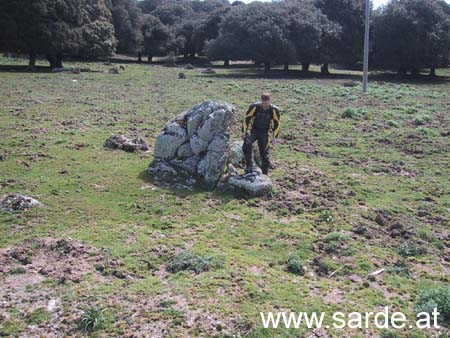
top-left (242, 93), bottom-right (281, 175)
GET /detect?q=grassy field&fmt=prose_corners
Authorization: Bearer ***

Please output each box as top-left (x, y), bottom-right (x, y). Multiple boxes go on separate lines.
top-left (0, 55), bottom-right (449, 338)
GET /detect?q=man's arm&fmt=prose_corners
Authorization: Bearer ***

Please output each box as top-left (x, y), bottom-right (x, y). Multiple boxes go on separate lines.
top-left (242, 103), bottom-right (257, 135)
top-left (271, 107), bottom-right (281, 138)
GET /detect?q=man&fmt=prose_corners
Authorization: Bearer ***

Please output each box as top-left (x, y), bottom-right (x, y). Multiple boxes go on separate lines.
top-left (242, 93), bottom-right (281, 175)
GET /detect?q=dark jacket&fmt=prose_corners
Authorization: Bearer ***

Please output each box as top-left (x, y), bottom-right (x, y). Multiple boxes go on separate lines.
top-left (242, 102), bottom-right (281, 137)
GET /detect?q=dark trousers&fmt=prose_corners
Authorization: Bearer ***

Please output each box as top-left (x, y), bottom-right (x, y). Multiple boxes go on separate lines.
top-left (242, 128), bottom-right (270, 174)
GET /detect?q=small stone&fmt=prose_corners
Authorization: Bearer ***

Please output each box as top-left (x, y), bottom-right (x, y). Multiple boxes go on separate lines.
top-left (375, 213), bottom-right (387, 226)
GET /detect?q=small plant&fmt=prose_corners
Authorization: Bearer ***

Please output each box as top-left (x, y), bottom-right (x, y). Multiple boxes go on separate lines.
top-left (397, 241), bottom-right (426, 257)
top-left (342, 107), bottom-right (368, 118)
top-left (320, 210), bottom-right (334, 224)
top-left (324, 232), bottom-right (350, 243)
top-left (166, 252), bottom-right (223, 274)
top-left (414, 285), bottom-right (450, 327)
top-left (388, 260), bottom-right (413, 278)
top-left (387, 120), bottom-right (399, 128)
top-left (413, 114), bottom-right (432, 125)
top-left (287, 255), bottom-right (305, 276)
top-left (79, 307), bottom-right (107, 333)
top-left (380, 329), bottom-right (400, 338)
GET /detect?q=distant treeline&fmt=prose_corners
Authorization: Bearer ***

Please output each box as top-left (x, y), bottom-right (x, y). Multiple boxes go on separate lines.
top-left (1, 0), bottom-right (449, 75)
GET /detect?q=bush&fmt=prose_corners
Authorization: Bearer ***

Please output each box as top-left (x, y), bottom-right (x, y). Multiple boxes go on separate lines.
top-left (166, 252), bottom-right (223, 274)
top-left (414, 285), bottom-right (450, 327)
top-left (287, 255), bottom-right (305, 276)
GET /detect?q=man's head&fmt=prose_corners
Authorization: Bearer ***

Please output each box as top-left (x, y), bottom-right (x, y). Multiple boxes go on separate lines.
top-left (261, 93), bottom-right (271, 109)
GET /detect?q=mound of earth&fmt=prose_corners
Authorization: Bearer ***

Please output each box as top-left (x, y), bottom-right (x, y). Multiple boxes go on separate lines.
top-left (0, 193), bottom-right (41, 211)
top-left (263, 163), bottom-right (352, 215)
top-left (104, 134), bottom-right (149, 152)
top-left (0, 237), bottom-right (119, 283)
top-left (149, 101), bottom-right (235, 190)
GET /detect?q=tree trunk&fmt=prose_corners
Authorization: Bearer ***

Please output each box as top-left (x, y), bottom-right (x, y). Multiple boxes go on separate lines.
top-left (55, 53), bottom-right (63, 68)
top-left (321, 63), bottom-right (330, 75)
top-left (147, 54), bottom-right (153, 63)
top-left (301, 62), bottom-right (310, 72)
top-left (429, 67), bottom-right (436, 77)
top-left (29, 52), bottom-right (36, 67)
top-left (397, 68), bottom-right (406, 76)
top-left (46, 54), bottom-right (62, 69)
top-left (284, 62), bottom-right (289, 71)
top-left (224, 59), bottom-right (230, 67)
top-left (138, 52), bottom-right (142, 63)
top-left (264, 61), bottom-right (270, 72)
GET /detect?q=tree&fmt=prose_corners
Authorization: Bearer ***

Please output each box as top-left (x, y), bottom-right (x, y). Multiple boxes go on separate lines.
top-left (150, 1), bottom-right (194, 25)
top-left (141, 14), bottom-right (179, 62)
top-left (315, 0), bottom-right (365, 67)
top-left (109, 0), bottom-right (143, 54)
top-left (373, 0), bottom-right (450, 75)
top-left (205, 3), bottom-right (294, 70)
top-left (1, 0), bottom-right (116, 68)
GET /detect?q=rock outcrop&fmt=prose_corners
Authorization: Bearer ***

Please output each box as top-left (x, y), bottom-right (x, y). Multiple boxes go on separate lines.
top-left (0, 194), bottom-right (41, 211)
top-left (104, 134), bottom-right (149, 152)
top-left (149, 101), bottom-right (235, 190)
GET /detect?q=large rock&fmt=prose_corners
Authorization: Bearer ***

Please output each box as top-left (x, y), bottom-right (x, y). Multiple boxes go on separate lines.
top-left (149, 101), bottom-right (235, 190)
top-left (104, 134), bottom-right (149, 152)
top-left (0, 194), bottom-right (41, 211)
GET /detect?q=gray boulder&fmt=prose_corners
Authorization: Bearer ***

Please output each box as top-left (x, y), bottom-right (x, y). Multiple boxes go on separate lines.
top-left (149, 101), bottom-right (235, 190)
top-left (104, 134), bottom-right (149, 152)
top-left (0, 194), bottom-right (41, 211)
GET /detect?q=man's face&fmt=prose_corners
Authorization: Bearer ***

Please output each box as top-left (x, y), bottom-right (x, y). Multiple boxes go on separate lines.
top-left (262, 99), bottom-right (270, 109)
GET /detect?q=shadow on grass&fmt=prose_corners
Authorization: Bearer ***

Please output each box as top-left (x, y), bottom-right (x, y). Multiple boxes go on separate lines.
top-left (194, 67), bottom-right (450, 85)
top-left (137, 168), bottom-right (236, 203)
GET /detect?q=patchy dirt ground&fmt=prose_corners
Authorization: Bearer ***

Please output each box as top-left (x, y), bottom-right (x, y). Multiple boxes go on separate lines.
top-left (1, 56), bottom-right (449, 337)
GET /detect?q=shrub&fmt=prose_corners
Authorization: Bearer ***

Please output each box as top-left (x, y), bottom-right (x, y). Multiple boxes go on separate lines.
top-left (414, 285), bottom-right (450, 327)
top-left (287, 255), bottom-right (305, 276)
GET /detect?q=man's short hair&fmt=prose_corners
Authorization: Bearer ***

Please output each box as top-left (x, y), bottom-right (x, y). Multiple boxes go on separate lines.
top-left (261, 93), bottom-right (271, 101)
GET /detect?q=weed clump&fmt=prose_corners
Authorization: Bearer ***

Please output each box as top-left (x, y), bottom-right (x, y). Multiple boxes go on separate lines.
top-left (397, 241), bottom-right (426, 257)
top-left (166, 252), bottom-right (223, 274)
top-left (79, 308), bottom-right (107, 333)
top-left (415, 127), bottom-right (438, 137)
top-left (387, 120), bottom-right (399, 128)
top-left (414, 285), bottom-right (450, 327)
top-left (287, 255), bottom-right (305, 276)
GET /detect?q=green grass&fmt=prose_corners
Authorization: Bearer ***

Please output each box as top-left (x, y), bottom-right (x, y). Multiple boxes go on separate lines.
top-left (0, 55), bottom-right (449, 337)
